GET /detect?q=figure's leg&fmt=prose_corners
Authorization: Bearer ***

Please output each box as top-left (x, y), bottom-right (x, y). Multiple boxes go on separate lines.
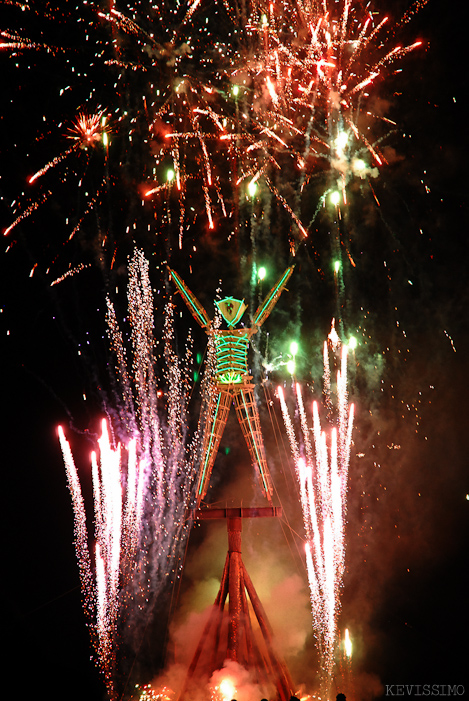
top-left (196, 388), bottom-right (232, 505)
top-left (233, 386), bottom-right (273, 501)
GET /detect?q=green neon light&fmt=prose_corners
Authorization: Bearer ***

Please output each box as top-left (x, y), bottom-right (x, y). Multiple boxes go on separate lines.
top-left (214, 333), bottom-right (250, 378)
top-left (178, 284), bottom-right (207, 327)
top-left (239, 390), bottom-right (268, 493)
top-left (170, 269), bottom-right (209, 328)
top-left (219, 372), bottom-right (243, 384)
top-left (253, 267), bottom-right (292, 325)
top-left (198, 393), bottom-right (222, 495)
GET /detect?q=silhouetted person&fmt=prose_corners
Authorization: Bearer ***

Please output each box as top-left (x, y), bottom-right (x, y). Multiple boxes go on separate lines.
top-left (336, 694), bottom-right (346, 701)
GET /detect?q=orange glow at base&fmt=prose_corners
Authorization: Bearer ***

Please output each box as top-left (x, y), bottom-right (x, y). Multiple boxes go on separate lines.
top-left (218, 678), bottom-right (236, 701)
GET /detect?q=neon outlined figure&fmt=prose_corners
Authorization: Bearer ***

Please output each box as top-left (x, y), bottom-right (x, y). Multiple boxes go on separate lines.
top-left (169, 266), bottom-right (294, 506)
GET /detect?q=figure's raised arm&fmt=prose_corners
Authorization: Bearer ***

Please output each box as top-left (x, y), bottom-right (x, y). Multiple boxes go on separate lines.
top-left (168, 268), bottom-right (211, 329)
top-left (252, 265), bottom-right (295, 328)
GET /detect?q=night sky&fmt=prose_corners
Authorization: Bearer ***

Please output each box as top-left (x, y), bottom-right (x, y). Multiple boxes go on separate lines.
top-left (2, 1), bottom-right (468, 700)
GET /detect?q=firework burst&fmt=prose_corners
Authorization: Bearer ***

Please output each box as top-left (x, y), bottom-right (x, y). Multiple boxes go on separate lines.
top-left (233, 0), bottom-right (427, 250)
top-left (2, 0), bottom-right (426, 270)
top-left (24, 111), bottom-right (109, 187)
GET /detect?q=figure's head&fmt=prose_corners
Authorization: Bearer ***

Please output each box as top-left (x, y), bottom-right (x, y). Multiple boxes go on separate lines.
top-left (215, 297), bottom-right (247, 327)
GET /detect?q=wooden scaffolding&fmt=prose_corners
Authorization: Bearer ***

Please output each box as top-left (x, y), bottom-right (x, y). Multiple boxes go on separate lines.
top-left (179, 507), bottom-right (294, 701)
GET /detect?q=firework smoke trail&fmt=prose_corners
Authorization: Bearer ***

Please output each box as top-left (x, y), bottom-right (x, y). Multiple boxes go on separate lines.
top-left (278, 328), bottom-right (354, 688)
top-left (106, 249), bottom-right (196, 530)
top-left (58, 250), bottom-right (198, 697)
top-left (57, 425), bottom-right (95, 625)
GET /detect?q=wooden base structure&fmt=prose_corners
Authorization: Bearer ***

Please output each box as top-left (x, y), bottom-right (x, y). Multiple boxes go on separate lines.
top-left (179, 507), bottom-right (294, 701)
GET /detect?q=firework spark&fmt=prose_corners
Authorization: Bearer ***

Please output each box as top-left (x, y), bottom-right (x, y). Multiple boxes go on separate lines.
top-left (237, 0), bottom-right (426, 245)
top-left (2, 0), bottom-right (426, 265)
top-left (59, 420), bottom-right (147, 697)
top-left (67, 110), bottom-right (109, 148)
top-left (59, 250), bottom-right (200, 698)
top-left (278, 323), bottom-right (354, 689)
top-left (2, 0), bottom-right (430, 693)
top-left (133, 684), bottom-right (174, 701)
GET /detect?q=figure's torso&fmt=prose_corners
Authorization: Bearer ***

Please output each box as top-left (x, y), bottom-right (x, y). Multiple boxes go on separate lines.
top-left (212, 328), bottom-right (254, 384)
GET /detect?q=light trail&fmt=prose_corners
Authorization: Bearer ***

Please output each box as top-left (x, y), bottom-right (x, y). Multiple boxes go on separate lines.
top-left (278, 323), bottom-right (354, 689)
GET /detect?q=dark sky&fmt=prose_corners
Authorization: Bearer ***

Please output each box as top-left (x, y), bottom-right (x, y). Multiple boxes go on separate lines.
top-left (2, 1), bottom-right (468, 700)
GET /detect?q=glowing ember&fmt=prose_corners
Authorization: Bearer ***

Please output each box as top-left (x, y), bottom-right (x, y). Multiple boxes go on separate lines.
top-left (133, 684), bottom-right (173, 701)
top-left (344, 628), bottom-right (353, 658)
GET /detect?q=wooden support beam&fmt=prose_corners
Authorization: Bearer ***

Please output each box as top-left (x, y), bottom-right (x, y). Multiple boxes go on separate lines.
top-left (179, 505), bottom-right (295, 701)
top-left (193, 506), bottom-right (282, 520)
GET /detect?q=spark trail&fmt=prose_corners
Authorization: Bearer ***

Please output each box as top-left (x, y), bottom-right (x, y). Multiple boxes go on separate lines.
top-left (278, 324), bottom-right (354, 689)
top-left (59, 420), bottom-right (145, 697)
top-left (59, 250), bottom-right (199, 698)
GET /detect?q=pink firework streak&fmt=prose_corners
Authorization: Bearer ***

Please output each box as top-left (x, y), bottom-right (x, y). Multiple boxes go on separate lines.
top-left (278, 333), bottom-right (354, 686)
top-left (58, 421), bottom-right (146, 698)
top-left (59, 251), bottom-right (198, 697)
